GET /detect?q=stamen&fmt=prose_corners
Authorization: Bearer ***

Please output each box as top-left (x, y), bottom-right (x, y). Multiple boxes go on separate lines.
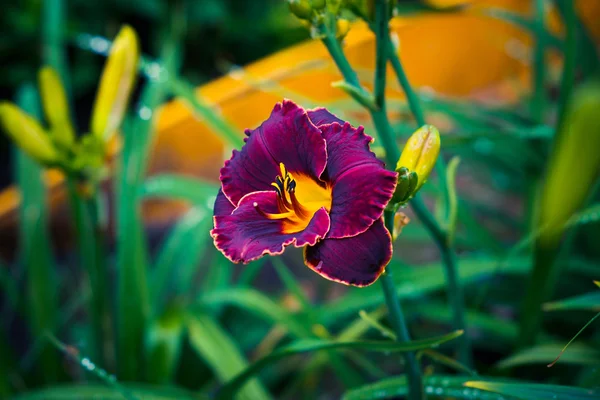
top-left (279, 162), bottom-right (287, 179)
top-left (254, 202), bottom-right (293, 220)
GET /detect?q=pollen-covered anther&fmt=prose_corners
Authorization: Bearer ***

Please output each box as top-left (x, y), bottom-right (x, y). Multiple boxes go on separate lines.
top-left (253, 201), bottom-right (293, 220)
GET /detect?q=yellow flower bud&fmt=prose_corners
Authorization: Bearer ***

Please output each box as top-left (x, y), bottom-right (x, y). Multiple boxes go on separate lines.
top-left (396, 124), bottom-right (441, 192)
top-left (538, 81), bottom-right (600, 245)
top-left (91, 25), bottom-right (140, 142)
top-left (0, 102), bottom-right (58, 164)
top-left (38, 66), bottom-right (75, 148)
top-left (336, 18), bottom-right (351, 39)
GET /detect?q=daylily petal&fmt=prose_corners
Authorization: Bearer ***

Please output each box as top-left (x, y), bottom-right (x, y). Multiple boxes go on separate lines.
top-left (220, 100), bottom-right (327, 205)
top-left (304, 218), bottom-right (392, 287)
top-left (212, 190), bottom-right (330, 264)
top-left (321, 122), bottom-right (397, 238)
top-left (307, 107), bottom-right (344, 126)
top-left (214, 188), bottom-right (235, 217)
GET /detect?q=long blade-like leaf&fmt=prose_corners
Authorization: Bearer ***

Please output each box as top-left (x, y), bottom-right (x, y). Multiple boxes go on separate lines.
top-left (187, 313), bottom-right (271, 400)
top-left (217, 330), bottom-right (463, 399)
top-left (464, 380), bottom-right (600, 400)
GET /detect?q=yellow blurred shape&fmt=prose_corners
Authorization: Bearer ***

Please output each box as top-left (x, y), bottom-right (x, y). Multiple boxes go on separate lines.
top-left (91, 25), bottom-right (140, 142)
top-left (538, 81), bottom-right (600, 246)
top-left (38, 67), bottom-right (75, 148)
top-left (0, 102), bottom-right (58, 165)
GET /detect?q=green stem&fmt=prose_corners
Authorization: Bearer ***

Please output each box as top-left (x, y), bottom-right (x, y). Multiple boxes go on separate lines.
top-left (385, 37), bottom-right (449, 210)
top-left (384, 23), bottom-right (471, 365)
top-left (382, 211), bottom-right (424, 400)
top-left (66, 179), bottom-right (109, 364)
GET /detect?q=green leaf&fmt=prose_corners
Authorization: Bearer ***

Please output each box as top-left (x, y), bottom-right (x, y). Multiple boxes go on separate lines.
top-left (11, 384), bottom-right (204, 400)
top-left (14, 84), bottom-right (59, 384)
top-left (444, 156), bottom-right (460, 244)
top-left (146, 306), bottom-right (185, 384)
top-left (342, 375), bottom-right (512, 400)
top-left (116, 3), bottom-right (185, 379)
top-left (543, 291), bottom-right (600, 312)
top-left (216, 330), bottom-right (463, 400)
top-left (420, 349), bottom-right (478, 376)
top-left (151, 207), bottom-right (212, 315)
top-left (200, 288), bottom-right (312, 338)
top-left (497, 343), bottom-right (600, 369)
top-left (140, 174), bottom-right (219, 206)
top-left (343, 375), bottom-right (511, 400)
top-left (464, 380), bottom-right (600, 399)
top-left (187, 313), bottom-right (272, 400)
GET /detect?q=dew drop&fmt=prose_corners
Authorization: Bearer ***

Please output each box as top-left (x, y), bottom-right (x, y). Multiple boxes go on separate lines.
top-left (139, 106), bottom-right (152, 120)
top-left (80, 358), bottom-right (95, 371)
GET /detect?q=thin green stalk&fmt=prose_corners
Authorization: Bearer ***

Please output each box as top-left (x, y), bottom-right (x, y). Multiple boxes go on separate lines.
top-left (65, 179), bottom-right (109, 365)
top-left (382, 212), bottom-right (424, 400)
top-left (383, 21), bottom-right (471, 365)
top-left (531, 0), bottom-right (547, 123)
top-left (321, 30), bottom-right (399, 166)
top-left (384, 36), bottom-right (449, 204)
top-left (331, 2), bottom-right (423, 397)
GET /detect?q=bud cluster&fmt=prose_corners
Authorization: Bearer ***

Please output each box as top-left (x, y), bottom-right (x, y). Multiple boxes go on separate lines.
top-left (0, 26), bottom-right (139, 182)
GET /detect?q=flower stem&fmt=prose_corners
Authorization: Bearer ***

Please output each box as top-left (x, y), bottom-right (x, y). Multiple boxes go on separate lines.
top-left (322, 5), bottom-right (423, 397)
top-left (381, 210), bottom-right (424, 400)
top-left (66, 179), bottom-right (109, 365)
top-left (384, 28), bottom-right (472, 365)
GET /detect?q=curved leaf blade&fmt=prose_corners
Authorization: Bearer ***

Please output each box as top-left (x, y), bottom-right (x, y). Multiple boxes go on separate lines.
top-left (217, 330), bottom-right (463, 399)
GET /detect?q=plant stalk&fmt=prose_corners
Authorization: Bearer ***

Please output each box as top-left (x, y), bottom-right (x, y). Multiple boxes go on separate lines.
top-left (383, 20), bottom-right (472, 365)
top-left (381, 210), bottom-right (424, 400)
top-left (323, 3), bottom-right (424, 397)
top-left (66, 179), bottom-right (109, 364)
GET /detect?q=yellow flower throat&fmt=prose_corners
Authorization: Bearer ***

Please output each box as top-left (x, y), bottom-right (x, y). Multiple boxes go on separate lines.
top-left (254, 163), bottom-right (332, 234)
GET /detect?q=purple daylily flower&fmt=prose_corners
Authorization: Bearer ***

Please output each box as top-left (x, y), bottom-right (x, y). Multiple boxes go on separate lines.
top-left (211, 100), bottom-right (398, 286)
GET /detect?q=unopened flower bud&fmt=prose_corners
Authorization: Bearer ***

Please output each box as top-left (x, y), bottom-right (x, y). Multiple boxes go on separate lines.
top-left (38, 66), bottom-right (75, 149)
top-left (396, 124), bottom-right (441, 193)
top-left (336, 18), bottom-right (351, 39)
top-left (0, 102), bottom-right (58, 164)
top-left (91, 25), bottom-right (139, 143)
top-left (288, 0), bottom-right (313, 20)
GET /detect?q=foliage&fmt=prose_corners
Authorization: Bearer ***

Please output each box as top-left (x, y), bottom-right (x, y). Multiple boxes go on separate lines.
top-left (1, 0), bottom-right (600, 399)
